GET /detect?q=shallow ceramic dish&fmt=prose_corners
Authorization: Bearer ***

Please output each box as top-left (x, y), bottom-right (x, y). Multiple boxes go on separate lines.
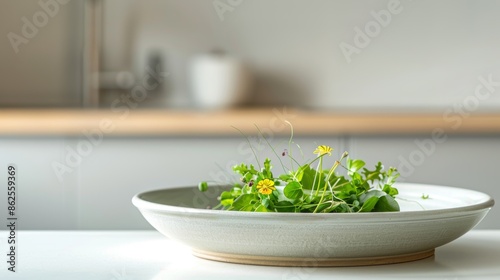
top-left (132, 183), bottom-right (494, 267)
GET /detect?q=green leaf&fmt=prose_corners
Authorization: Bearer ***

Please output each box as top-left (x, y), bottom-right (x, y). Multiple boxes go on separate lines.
top-left (350, 172), bottom-right (363, 186)
top-left (362, 162), bottom-right (384, 183)
top-left (337, 204), bottom-right (351, 213)
top-left (232, 163), bottom-right (248, 175)
top-left (274, 201), bottom-right (295, 212)
top-left (298, 164), bottom-right (317, 190)
top-left (239, 204), bottom-right (255, 211)
top-left (374, 195), bottom-right (400, 212)
top-left (328, 174), bottom-right (348, 188)
top-left (271, 189), bottom-right (280, 200)
top-left (347, 159), bottom-right (365, 175)
top-left (231, 194), bottom-right (256, 211)
top-left (249, 164), bottom-right (258, 174)
top-left (323, 201), bottom-right (342, 212)
top-left (314, 203), bottom-right (330, 213)
top-left (359, 190), bottom-right (385, 203)
top-left (279, 174), bottom-right (292, 181)
top-left (386, 167), bottom-right (400, 185)
top-left (359, 196), bottom-right (379, 212)
top-left (264, 158), bottom-right (271, 170)
top-left (284, 181), bottom-right (303, 200)
top-left (261, 197), bottom-right (270, 208)
top-left (262, 158), bottom-right (273, 178)
top-left (294, 167), bottom-right (304, 182)
top-left (243, 172), bottom-right (253, 182)
top-left (333, 181), bottom-right (354, 192)
top-left (382, 184), bottom-right (399, 197)
top-left (333, 182), bottom-right (357, 200)
top-left (220, 190), bottom-right (234, 207)
top-left (221, 198), bottom-right (234, 207)
top-left (255, 204), bottom-right (270, 212)
top-left (220, 191), bottom-right (233, 200)
top-left (230, 186), bottom-right (242, 197)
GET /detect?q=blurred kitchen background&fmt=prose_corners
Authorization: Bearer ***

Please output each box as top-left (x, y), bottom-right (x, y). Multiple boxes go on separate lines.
top-left (0, 0), bottom-right (499, 229)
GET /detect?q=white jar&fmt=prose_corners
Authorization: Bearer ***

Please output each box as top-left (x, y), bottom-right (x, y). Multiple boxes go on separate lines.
top-left (189, 53), bottom-right (252, 109)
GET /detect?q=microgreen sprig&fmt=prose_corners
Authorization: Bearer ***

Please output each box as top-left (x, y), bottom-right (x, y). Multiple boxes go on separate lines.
top-left (199, 128), bottom-right (400, 213)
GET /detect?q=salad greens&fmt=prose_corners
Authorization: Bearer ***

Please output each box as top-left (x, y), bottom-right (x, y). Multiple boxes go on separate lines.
top-left (199, 135), bottom-right (400, 213)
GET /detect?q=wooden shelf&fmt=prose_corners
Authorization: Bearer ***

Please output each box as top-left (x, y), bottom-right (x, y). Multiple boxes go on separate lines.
top-left (1, 108), bottom-right (500, 136)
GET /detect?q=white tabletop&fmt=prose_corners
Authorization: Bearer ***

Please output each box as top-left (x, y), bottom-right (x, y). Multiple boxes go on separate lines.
top-left (0, 230), bottom-right (499, 280)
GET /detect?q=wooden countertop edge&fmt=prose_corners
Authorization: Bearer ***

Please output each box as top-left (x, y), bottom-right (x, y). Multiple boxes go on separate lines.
top-left (0, 108), bottom-right (499, 136)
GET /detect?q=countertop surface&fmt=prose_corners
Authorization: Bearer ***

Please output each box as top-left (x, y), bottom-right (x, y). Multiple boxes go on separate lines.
top-left (1, 109), bottom-right (500, 136)
top-left (0, 230), bottom-right (499, 279)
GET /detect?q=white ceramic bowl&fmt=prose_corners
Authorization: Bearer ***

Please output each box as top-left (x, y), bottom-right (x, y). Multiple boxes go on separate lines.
top-left (132, 183), bottom-right (494, 266)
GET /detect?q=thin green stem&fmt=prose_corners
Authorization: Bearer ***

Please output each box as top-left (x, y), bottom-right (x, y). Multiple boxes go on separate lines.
top-left (211, 203), bottom-right (224, 210)
top-left (313, 161), bottom-right (340, 213)
top-left (287, 153), bottom-right (303, 170)
top-left (313, 152), bottom-right (348, 213)
top-left (214, 163), bottom-right (234, 185)
top-left (313, 157), bottom-right (323, 197)
top-left (254, 124), bottom-right (288, 174)
top-left (310, 155), bottom-right (323, 199)
top-left (231, 126), bottom-right (262, 170)
top-left (285, 121), bottom-right (295, 171)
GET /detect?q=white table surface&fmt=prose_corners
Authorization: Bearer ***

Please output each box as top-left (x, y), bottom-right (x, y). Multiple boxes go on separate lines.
top-left (0, 230), bottom-right (499, 280)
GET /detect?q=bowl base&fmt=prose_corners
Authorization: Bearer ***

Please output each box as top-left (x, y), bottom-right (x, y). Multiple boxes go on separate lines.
top-left (192, 249), bottom-right (435, 267)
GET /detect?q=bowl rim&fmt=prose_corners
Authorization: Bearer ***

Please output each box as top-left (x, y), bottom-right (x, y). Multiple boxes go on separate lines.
top-left (132, 182), bottom-right (495, 220)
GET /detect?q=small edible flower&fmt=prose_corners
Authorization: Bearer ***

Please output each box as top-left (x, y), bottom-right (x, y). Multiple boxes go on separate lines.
top-left (313, 145), bottom-right (332, 156)
top-left (256, 179), bottom-right (276, 195)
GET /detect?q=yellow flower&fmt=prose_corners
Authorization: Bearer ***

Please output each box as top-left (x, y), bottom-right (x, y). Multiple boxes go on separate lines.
top-left (313, 145), bottom-right (333, 156)
top-left (256, 179), bottom-right (276, 195)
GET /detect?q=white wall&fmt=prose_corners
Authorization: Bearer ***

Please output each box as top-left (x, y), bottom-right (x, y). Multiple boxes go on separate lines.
top-left (3, 0), bottom-right (499, 109)
top-left (2, 0), bottom-right (499, 109)
top-left (102, 0), bottom-right (500, 110)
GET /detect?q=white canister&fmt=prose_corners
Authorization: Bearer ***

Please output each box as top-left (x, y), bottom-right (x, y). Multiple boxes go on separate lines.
top-left (189, 53), bottom-right (252, 109)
